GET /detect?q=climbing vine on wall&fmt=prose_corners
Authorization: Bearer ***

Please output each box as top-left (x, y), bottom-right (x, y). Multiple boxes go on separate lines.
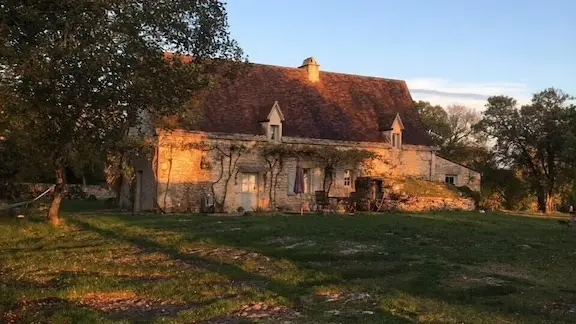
top-left (189, 141), bottom-right (250, 212)
top-left (301, 146), bottom-right (378, 194)
top-left (259, 144), bottom-right (295, 210)
top-left (259, 144), bottom-right (378, 197)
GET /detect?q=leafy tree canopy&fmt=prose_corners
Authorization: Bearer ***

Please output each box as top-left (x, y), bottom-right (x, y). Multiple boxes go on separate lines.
top-left (476, 88), bottom-right (575, 213)
top-left (0, 0), bottom-right (244, 224)
top-left (414, 100), bottom-right (485, 166)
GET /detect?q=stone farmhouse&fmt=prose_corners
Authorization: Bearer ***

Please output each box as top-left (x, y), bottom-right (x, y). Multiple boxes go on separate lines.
top-left (131, 56), bottom-right (481, 213)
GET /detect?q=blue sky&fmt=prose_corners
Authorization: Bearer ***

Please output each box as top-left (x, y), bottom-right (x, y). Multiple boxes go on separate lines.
top-left (226, 0), bottom-right (576, 109)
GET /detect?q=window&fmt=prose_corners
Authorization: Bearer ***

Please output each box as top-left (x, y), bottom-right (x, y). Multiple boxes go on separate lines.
top-left (344, 169), bottom-right (352, 187)
top-left (445, 175), bottom-right (456, 185)
top-left (392, 133), bottom-right (401, 148)
top-left (270, 125), bottom-right (280, 141)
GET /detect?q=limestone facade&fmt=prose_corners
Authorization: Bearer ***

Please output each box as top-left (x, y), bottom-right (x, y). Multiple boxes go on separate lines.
top-left (141, 130), bottom-right (481, 213)
top-left (433, 156), bottom-right (481, 192)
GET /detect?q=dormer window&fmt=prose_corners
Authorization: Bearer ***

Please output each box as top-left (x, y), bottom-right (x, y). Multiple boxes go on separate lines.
top-left (392, 133), bottom-right (401, 148)
top-left (270, 125), bottom-right (280, 141)
top-left (260, 101), bottom-right (285, 142)
top-left (379, 112), bottom-right (405, 149)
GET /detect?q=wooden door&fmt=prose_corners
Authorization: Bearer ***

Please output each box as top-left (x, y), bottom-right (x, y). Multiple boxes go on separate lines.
top-left (241, 173), bottom-right (258, 211)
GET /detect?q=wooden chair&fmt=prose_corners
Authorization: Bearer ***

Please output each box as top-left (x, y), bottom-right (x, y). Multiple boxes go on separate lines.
top-left (315, 190), bottom-right (330, 212)
top-left (373, 192), bottom-right (386, 212)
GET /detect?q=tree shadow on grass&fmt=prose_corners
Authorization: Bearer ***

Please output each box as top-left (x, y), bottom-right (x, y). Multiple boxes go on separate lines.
top-left (65, 217), bottom-right (417, 323)
top-left (69, 218), bottom-right (306, 301)
top-left (65, 214), bottom-right (568, 323)
top-left (1, 293), bottom-right (207, 324)
top-left (159, 216), bottom-right (560, 321)
top-left (0, 279), bottom-right (122, 324)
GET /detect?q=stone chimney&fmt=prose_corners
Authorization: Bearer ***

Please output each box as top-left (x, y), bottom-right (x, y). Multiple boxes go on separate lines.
top-left (299, 57), bottom-right (320, 83)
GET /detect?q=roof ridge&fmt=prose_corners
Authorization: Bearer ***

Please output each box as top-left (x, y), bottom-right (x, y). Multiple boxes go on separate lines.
top-left (321, 70), bottom-right (407, 83)
top-left (162, 52), bottom-right (406, 83)
top-left (247, 61), bottom-right (407, 84)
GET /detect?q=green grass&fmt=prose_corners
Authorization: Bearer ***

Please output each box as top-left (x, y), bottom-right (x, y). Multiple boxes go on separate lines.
top-left (1, 204), bottom-right (576, 323)
top-left (398, 178), bottom-right (461, 198)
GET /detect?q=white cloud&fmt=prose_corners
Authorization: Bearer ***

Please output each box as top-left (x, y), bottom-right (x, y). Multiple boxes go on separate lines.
top-left (406, 78), bottom-right (532, 110)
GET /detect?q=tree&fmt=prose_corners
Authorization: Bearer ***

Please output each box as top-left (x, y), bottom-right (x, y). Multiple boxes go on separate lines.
top-left (0, 1), bottom-right (243, 225)
top-left (443, 105), bottom-right (483, 154)
top-left (414, 101), bottom-right (485, 165)
top-left (414, 100), bottom-right (450, 146)
top-left (476, 88), bottom-right (575, 213)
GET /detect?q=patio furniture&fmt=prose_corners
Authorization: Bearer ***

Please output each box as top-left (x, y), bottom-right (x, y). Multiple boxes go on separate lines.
top-left (353, 177), bottom-right (386, 211)
top-left (315, 190), bottom-right (331, 212)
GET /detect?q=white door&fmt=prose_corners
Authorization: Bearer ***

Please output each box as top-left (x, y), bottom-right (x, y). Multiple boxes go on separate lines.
top-left (241, 173), bottom-right (258, 211)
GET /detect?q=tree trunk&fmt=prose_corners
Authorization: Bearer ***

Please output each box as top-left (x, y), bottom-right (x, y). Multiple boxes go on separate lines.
top-left (536, 188), bottom-right (554, 214)
top-left (81, 173), bottom-right (87, 190)
top-left (112, 155), bottom-right (123, 204)
top-left (323, 168), bottom-right (334, 195)
top-left (268, 171), bottom-right (274, 210)
top-left (47, 167), bottom-right (66, 226)
top-left (119, 171), bottom-right (132, 210)
top-left (273, 166), bottom-right (282, 211)
top-left (118, 156), bottom-right (133, 210)
top-left (536, 188), bottom-right (547, 213)
top-left (545, 189), bottom-right (554, 214)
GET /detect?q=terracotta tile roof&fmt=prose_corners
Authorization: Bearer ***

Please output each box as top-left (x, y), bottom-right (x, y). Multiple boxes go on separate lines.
top-left (378, 112), bottom-right (400, 131)
top-left (174, 61), bottom-right (432, 146)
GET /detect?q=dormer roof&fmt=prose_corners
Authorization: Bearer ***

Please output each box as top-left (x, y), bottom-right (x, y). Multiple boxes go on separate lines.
top-left (264, 101), bottom-right (285, 122)
top-left (379, 112), bottom-right (405, 131)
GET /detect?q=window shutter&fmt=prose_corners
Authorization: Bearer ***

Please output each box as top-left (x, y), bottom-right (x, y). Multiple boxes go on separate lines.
top-left (287, 169), bottom-right (295, 195)
top-left (312, 168), bottom-right (323, 192)
top-left (335, 170), bottom-right (345, 187)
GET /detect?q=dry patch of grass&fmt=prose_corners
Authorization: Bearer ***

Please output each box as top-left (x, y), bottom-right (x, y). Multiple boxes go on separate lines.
top-left (235, 302), bottom-right (298, 320)
top-left (397, 177), bottom-right (461, 198)
top-left (265, 236), bottom-right (317, 249)
top-left (73, 292), bottom-right (197, 321)
top-left (381, 292), bottom-right (518, 324)
top-left (314, 285), bottom-right (346, 302)
top-left (337, 241), bottom-right (382, 255)
top-left (475, 263), bottom-right (534, 281)
top-left (113, 251), bottom-right (172, 265)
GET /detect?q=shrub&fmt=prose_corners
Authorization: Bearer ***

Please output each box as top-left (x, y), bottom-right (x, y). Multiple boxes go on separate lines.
top-left (480, 189), bottom-right (504, 211)
top-left (457, 185), bottom-right (481, 208)
top-left (513, 195), bottom-right (539, 212)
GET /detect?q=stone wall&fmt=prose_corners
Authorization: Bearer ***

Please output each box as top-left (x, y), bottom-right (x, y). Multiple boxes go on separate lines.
top-left (11, 183), bottom-right (114, 199)
top-left (381, 196), bottom-right (475, 212)
top-left (151, 131), bottom-right (480, 213)
top-left (434, 156), bottom-right (481, 191)
top-left (155, 134), bottom-right (322, 213)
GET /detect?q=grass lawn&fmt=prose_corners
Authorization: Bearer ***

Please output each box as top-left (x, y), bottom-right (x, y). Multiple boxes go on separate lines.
top-left (1, 203), bottom-right (576, 323)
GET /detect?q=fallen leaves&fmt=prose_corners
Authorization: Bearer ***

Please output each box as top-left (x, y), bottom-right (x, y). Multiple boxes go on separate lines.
top-left (236, 302), bottom-right (296, 320)
top-left (72, 292), bottom-right (197, 320)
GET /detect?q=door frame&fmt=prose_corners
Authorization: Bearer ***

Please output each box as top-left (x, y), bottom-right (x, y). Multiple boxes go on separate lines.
top-left (240, 172), bottom-right (259, 211)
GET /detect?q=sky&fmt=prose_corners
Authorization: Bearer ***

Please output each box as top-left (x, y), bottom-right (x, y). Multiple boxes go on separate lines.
top-left (226, 0), bottom-right (576, 110)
